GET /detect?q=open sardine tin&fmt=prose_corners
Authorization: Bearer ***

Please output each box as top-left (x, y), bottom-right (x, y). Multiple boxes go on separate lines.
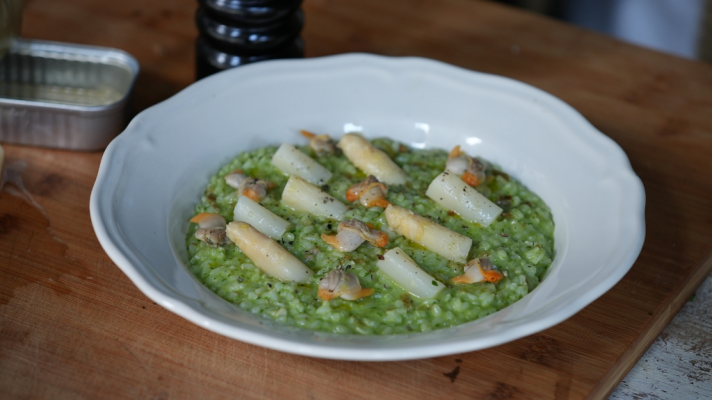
top-left (0, 39), bottom-right (139, 150)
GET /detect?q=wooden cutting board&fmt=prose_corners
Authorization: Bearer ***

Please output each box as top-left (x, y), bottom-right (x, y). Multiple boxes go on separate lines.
top-left (2, 1), bottom-right (711, 399)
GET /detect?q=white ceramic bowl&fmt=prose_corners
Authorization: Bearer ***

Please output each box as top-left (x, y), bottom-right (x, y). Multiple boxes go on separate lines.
top-left (90, 54), bottom-right (645, 361)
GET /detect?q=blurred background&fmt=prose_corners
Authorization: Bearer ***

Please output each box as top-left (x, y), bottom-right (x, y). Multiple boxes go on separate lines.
top-left (496, 0), bottom-right (712, 62)
top-left (6, 0), bottom-right (712, 120)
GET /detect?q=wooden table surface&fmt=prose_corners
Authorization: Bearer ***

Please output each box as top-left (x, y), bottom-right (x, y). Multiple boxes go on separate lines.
top-left (2, 0), bottom-right (712, 399)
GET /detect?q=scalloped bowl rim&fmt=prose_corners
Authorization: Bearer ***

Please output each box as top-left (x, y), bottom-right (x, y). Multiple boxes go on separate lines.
top-left (90, 53), bottom-right (645, 361)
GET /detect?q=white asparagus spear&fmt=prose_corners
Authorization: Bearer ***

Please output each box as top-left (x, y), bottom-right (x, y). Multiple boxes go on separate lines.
top-left (300, 130), bottom-right (337, 155)
top-left (271, 143), bottom-right (333, 186)
top-left (337, 133), bottom-right (407, 185)
top-left (226, 221), bottom-right (313, 283)
top-left (426, 171), bottom-right (503, 227)
top-left (321, 219), bottom-right (389, 252)
top-left (318, 269), bottom-right (374, 301)
top-left (233, 195), bottom-right (291, 239)
top-left (452, 257), bottom-right (504, 284)
top-left (376, 247), bottom-right (445, 298)
top-left (281, 175), bottom-right (348, 220)
top-left (385, 204), bottom-right (471, 263)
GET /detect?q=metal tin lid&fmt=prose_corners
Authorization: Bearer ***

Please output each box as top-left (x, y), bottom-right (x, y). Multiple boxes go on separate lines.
top-left (0, 39), bottom-right (139, 150)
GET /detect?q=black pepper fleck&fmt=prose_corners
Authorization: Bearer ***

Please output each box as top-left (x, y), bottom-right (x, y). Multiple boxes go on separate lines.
top-left (267, 283), bottom-right (272, 288)
top-left (443, 366), bottom-right (460, 383)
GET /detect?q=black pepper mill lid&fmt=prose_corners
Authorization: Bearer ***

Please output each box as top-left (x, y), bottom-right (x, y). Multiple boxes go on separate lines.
top-left (195, 0), bottom-right (305, 79)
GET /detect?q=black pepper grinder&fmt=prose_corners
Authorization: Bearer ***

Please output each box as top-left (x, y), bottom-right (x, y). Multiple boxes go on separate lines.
top-left (195, 0), bottom-right (304, 79)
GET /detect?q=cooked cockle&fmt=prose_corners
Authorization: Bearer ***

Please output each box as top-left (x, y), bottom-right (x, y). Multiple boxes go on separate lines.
top-left (242, 178), bottom-right (273, 201)
top-left (452, 256), bottom-right (504, 284)
top-left (224, 171), bottom-right (274, 202)
top-left (194, 228), bottom-right (227, 246)
top-left (321, 219), bottom-right (389, 252)
top-left (318, 269), bottom-right (374, 301)
top-left (345, 175), bottom-right (390, 208)
top-left (226, 221), bottom-right (313, 283)
top-left (300, 130), bottom-right (337, 155)
top-left (190, 212), bottom-right (228, 246)
top-left (446, 145), bottom-right (487, 187)
top-left (190, 212), bottom-right (226, 228)
top-left (225, 171), bottom-right (247, 189)
top-left (384, 204), bottom-right (472, 263)
top-left (338, 133), bottom-right (407, 185)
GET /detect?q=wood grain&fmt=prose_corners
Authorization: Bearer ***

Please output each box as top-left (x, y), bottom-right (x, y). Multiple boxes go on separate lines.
top-left (610, 272), bottom-right (712, 399)
top-left (1, 0), bottom-right (711, 399)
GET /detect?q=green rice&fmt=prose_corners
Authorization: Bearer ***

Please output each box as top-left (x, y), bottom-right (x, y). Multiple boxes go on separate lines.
top-left (186, 138), bottom-right (555, 335)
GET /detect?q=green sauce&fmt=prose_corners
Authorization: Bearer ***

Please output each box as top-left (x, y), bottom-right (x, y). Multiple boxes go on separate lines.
top-left (187, 138), bottom-right (555, 335)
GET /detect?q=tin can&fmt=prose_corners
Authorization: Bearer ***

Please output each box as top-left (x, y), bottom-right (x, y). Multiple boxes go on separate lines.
top-left (0, 39), bottom-right (139, 150)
